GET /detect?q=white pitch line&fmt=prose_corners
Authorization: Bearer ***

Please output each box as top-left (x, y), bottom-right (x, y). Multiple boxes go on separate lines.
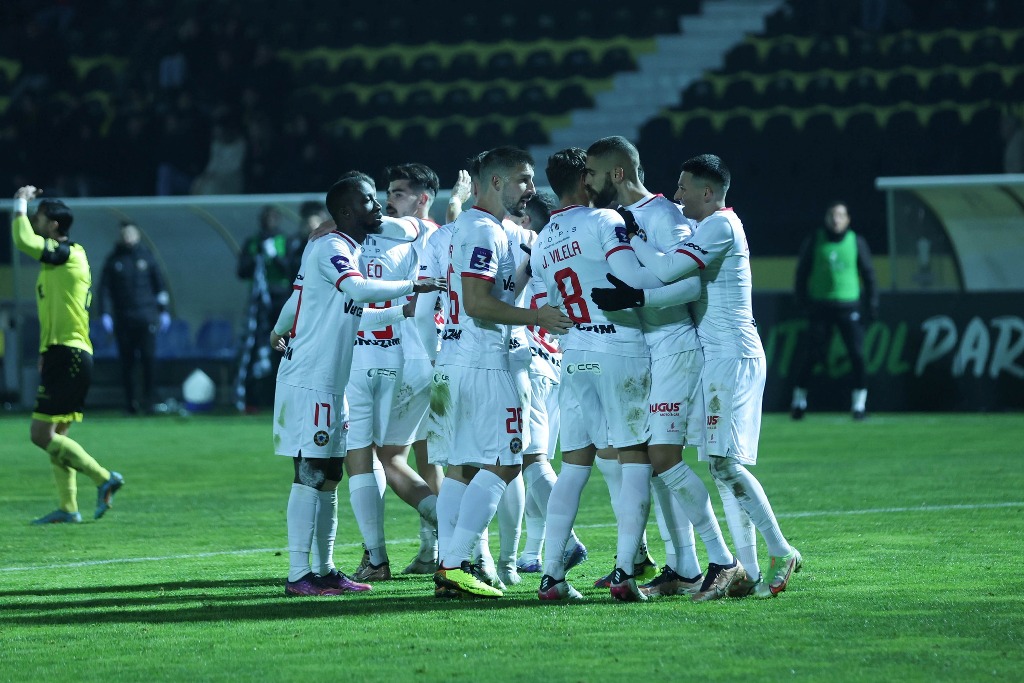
top-left (2, 502), bottom-right (1021, 573)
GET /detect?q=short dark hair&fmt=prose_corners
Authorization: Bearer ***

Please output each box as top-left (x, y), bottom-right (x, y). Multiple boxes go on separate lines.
top-left (38, 199), bottom-right (73, 236)
top-left (326, 171), bottom-right (374, 223)
top-left (525, 192), bottom-right (556, 227)
top-left (586, 135), bottom-right (640, 171)
top-left (681, 154), bottom-right (731, 196)
top-left (466, 151), bottom-right (487, 180)
top-left (546, 147), bottom-right (587, 199)
top-left (479, 146), bottom-right (534, 186)
top-left (385, 163), bottom-right (440, 198)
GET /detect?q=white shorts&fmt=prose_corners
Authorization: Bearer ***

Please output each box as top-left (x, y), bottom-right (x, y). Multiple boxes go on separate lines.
top-left (513, 365), bottom-right (533, 454)
top-left (559, 350), bottom-right (651, 452)
top-left (701, 356), bottom-right (766, 465)
top-left (525, 374), bottom-right (559, 457)
top-left (648, 349), bottom-right (705, 448)
top-left (273, 382), bottom-right (349, 458)
top-left (427, 365), bottom-right (524, 467)
top-left (346, 366), bottom-right (402, 450)
top-left (383, 358), bottom-right (433, 446)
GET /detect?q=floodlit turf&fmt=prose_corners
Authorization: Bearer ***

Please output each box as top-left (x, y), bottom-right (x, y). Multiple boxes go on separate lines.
top-left (1, 412), bottom-right (1021, 682)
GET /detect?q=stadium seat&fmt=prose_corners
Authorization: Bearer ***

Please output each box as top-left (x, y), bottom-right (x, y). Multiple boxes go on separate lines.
top-left (478, 85), bottom-right (513, 116)
top-left (554, 83), bottom-right (593, 111)
top-left (512, 119), bottom-right (547, 146)
top-left (804, 74), bottom-right (841, 106)
top-left (409, 53), bottom-right (443, 83)
top-left (371, 53), bottom-right (407, 83)
top-left (599, 46), bottom-right (638, 75)
top-left (807, 36), bottom-right (846, 70)
top-left (724, 42), bottom-right (760, 72)
top-left (928, 34), bottom-right (966, 66)
top-left (194, 318), bottom-right (237, 359)
top-left (844, 72), bottom-right (885, 106)
top-left (524, 49), bottom-right (556, 78)
top-left (485, 51), bottom-right (520, 81)
top-left (925, 69), bottom-right (966, 103)
top-left (887, 35), bottom-right (928, 68)
top-left (764, 75), bottom-right (802, 107)
top-left (763, 41), bottom-right (801, 72)
top-left (156, 319), bottom-right (193, 359)
top-left (885, 72), bottom-right (924, 105)
top-left (848, 34), bottom-right (885, 69)
top-left (516, 84), bottom-right (555, 115)
top-left (681, 78), bottom-right (716, 108)
top-left (967, 68), bottom-right (1004, 100)
top-left (884, 109), bottom-right (925, 174)
top-left (366, 89), bottom-right (401, 118)
top-left (405, 87), bottom-right (438, 118)
top-left (924, 108), bottom-right (965, 174)
top-left (448, 52), bottom-right (482, 81)
top-left (472, 120), bottom-right (505, 150)
top-left (560, 48), bottom-right (598, 79)
top-left (720, 78), bottom-right (758, 108)
top-left (337, 55), bottom-right (369, 84)
top-left (967, 32), bottom-right (1008, 66)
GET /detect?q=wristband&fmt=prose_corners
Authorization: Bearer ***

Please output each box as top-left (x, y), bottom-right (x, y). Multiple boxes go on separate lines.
top-left (14, 197), bottom-right (27, 214)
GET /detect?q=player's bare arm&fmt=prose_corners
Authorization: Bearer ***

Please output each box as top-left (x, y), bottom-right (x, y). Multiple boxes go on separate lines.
top-left (446, 170), bottom-right (472, 224)
top-left (462, 276), bottom-right (571, 334)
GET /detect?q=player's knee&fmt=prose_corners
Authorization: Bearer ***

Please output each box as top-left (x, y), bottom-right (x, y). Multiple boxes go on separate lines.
top-left (708, 456), bottom-right (740, 483)
top-left (295, 458), bottom-right (343, 490)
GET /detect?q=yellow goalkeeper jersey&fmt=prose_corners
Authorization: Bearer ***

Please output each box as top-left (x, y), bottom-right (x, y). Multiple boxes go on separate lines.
top-left (12, 214), bottom-right (93, 354)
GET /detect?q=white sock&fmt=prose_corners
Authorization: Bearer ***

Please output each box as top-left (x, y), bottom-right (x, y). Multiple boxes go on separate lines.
top-left (372, 456), bottom-right (387, 497)
top-left (475, 528), bottom-right (494, 569)
top-left (660, 462), bottom-right (733, 566)
top-left (650, 477), bottom-right (676, 570)
top-left (615, 463), bottom-right (652, 575)
top-left (541, 463), bottom-right (591, 579)
top-left (497, 473), bottom-right (525, 567)
top-left (792, 386), bottom-right (807, 409)
top-left (715, 477), bottom-right (759, 580)
top-left (349, 473), bottom-right (388, 565)
top-left (286, 483), bottom-right (319, 582)
top-left (443, 470), bottom-right (507, 569)
top-left (595, 456), bottom-right (622, 514)
top-left (852, 388), bottom-right (867, 412)
top-left (435, 477), bottom-right (467, 562)
top-left (418, 515), bottom-right (438, 560)
top-left (311, 489), bottom-right (338, 575)
top-left (417, 494), bottom-right (438, 526)
top-left (522, 461), bottom-right (556, 561)
top-left (712, 459), bottom-right (793, 558)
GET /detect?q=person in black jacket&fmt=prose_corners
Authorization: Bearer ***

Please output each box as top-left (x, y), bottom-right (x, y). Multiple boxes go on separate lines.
top-left (790, 202), bottom-right (878, 421)
top-left (98, 222), bottom-right (171, 414)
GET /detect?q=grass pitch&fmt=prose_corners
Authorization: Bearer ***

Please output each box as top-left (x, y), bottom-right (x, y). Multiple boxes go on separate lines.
top-left (1, 412), bottom-right (1021, 682)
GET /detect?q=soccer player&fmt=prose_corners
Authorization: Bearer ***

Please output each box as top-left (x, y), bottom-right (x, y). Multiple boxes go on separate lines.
top-left (270, 172), bottom-right (443, 597)
top-left (595, 154), bottom-right (803, 598)
top-left (529, 148), bottom-right (671, 602)
top-left (508, 193), bottom-right (588, 580)
top-left (429, 146), bottom-right (571, 598)
top-left (12, 186), bottom-right (125, 525)
top-left (585, 137), bottom-right (740, 602)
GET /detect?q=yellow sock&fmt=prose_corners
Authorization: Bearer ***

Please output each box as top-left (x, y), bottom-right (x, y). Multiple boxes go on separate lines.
top-left (49, 453), bottom-right (79, 513)
top-left (47, 434), bottom-right (110, 487)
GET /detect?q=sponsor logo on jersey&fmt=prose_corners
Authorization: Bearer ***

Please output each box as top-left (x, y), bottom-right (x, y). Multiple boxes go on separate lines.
top-left (344, 299), bottom-right (363, 316)
top-left (651, 402), bottom-right (680, 414)
top-left (432, 372), bottom-right (449, 384)
top-left (502, 273), bottom-right (515, 291)
top-left (573, 323), bottom-right (617, 334)
top-left (707, 415), bottom-right (720, 427)
top-left (510, 437), bottom-right (523, 454)
top-left (442, 329), bottom-right (462, 341)
top-left (470, 246), bottom-right (493, 271)
top-left (565, 362), bottom-right (601, 375)
top-left (355, 337), bottom-right (400, 348)
top-left (683, 241), bottom-right (709, 256)
top-left (313, 430), bottom-right (330, 447)
top-left (366, 368), bottom-right (398, 378)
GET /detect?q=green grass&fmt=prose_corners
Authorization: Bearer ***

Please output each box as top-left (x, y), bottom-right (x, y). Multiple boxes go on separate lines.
top-left (1, 412), bottom-right (1022, 682)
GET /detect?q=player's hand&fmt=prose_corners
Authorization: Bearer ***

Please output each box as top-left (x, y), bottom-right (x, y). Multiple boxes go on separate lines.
top-left (101, 313), bottom-right (114, 334)
top-left (535, 304), bottom-right (572, 335)
top-left (270, 332), bottom-right (288, 353)
top-left (14, 186), bottom-right (42, 201)
top-left (413, 277), bottom-right (446, 294)
top-left (159, 312), bottom-right (172, 333)
top-left (591, 273), bottom-right (644, 311)
top-left (616, 207), bottom-right (641, 240)
top-left (451, 170), bottom-right (472, 204)
top-left (309, 219), bottom-right (336, 241)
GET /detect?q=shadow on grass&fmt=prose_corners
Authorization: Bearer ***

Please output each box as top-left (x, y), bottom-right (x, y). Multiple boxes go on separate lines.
top-left (0, 592), bottom-right (569, 626)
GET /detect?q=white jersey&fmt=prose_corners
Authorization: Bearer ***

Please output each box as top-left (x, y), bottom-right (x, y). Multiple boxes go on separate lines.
top-left (523, 268), bottom-right (561, 381)
top-left (351, 233), bottom-right (418, 370)
top-left (276, 231), bottom-right (366, 392)
top-left (676, 208), bottom-right (764, 360)
top-left (530, 205), bottom-right (647, 355)
top-left (436, 207), bottom-right (517, 370)
top-left (425, 221), bottom-right (455, 353)
top-left (503, 219), bottom-right (533, 370)
top-left (401, 217), bottom-right (440, 362)
top-left (628, 194), bottom-right (701, 359)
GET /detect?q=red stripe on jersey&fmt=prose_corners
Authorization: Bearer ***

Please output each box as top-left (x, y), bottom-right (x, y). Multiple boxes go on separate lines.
top-left (550, 204), bottom-right (583, 217)
top-left (675, 249), bottom-right (706, 269)
top-left (461, 272), bottom-right (495, 282)
top-left (335, 271), bottom-right (360, 289)
top-left (333, 230), bottom-right (359, 251)
top-left (606, 245), bottom-right (633, 258)
top-left (634, 194), bottom-right (664, 209)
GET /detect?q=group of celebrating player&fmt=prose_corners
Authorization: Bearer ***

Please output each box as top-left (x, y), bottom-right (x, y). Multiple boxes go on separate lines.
top-left (270, 136), bottom-right (802, 603)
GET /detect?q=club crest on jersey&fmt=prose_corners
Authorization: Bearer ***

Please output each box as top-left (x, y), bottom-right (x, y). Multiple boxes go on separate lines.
top-left (470, 246), bottom-right (493, 271)
top-left (313, 430), bottom-right (330, 447)
top-left (510, 437), bottom-right (523, 454)
top-left (331, 254), bottom-right (352, 273)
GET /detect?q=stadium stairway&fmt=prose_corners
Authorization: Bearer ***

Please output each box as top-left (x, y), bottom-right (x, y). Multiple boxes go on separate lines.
top-left (528, 0), bottom-right (785, 166)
